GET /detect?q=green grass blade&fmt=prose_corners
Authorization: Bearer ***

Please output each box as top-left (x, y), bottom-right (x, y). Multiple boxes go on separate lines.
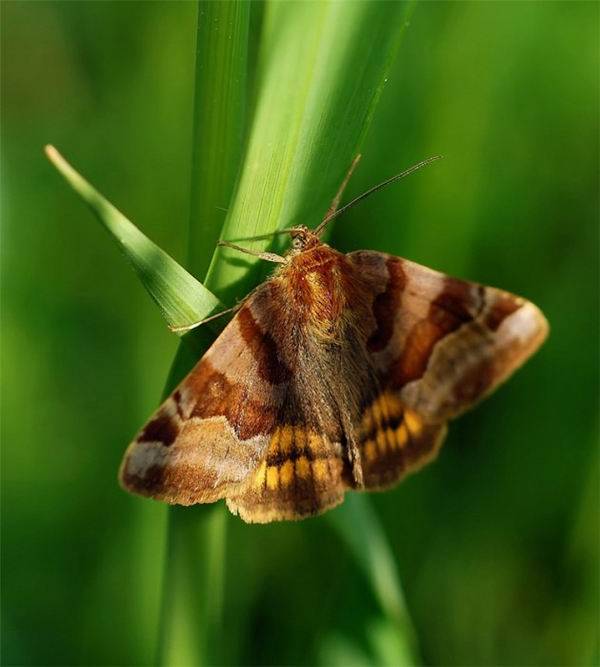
top-left (158, 2), bottom-right (251, 666)
top-left (206, 1), bottom-right (414, 303)
top-left (187, 1), bottom-right (250, 279)
top-left (158, 506), bottom-right (227, 667)
top-left (329, 494), bottom-right (419, 664)
top-left (183, 2), bottom-right (417, 664)
top-left (199, 2), bottom-right (419, 662)
top-left (45, 145), bottom-right (223, 331)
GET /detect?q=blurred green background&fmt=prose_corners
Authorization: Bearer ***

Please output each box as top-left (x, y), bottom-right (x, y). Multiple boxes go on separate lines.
top-left (2, 2), bottom-right (598, 666)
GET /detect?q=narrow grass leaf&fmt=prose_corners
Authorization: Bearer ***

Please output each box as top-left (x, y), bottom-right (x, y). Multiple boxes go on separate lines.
top-left (45, 145), bottom-right (222, 332)
top-left (158, 3), bottom-right (251, 667)
top-left (187, 2), bottom-right (250, 279)
top-left (329, 494), bottom-right (419, 664)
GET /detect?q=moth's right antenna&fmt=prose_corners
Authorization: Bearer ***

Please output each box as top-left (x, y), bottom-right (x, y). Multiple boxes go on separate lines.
top-left (315, 154), bottom-right (443, 236)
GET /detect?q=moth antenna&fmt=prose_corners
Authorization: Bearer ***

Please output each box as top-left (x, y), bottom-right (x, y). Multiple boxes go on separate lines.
top-left (315, 155), bottom-right (444, 236)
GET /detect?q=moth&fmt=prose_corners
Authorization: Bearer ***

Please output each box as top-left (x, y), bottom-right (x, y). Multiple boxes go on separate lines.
top-left (120, 157), bottom-right (549, 523)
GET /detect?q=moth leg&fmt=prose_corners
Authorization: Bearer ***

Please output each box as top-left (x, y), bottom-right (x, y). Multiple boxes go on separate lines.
top-left (168, 304), bottom-right (239, 333)
top-left (219, 229), bottom-right (296, 243)
top-left (169, 281), bottom-right (267, 334)
top-left (217, 240), bottom-right (286, 264)
top-left (341, 412), bottom-right (365, 487)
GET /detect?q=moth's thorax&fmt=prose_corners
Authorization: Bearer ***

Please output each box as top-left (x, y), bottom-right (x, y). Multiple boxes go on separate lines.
top-left (276, 241), bottom-right (366, 338)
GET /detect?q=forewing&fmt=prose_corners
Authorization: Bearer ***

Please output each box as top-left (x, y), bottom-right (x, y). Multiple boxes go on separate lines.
top-left (119, 285), bottom-right (292, 506)
top-left (349, 250), bottom-right (548, 423)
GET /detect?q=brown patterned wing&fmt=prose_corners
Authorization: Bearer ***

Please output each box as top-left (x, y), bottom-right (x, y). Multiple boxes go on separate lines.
top-left (349, 250), bottom-right (549, 424)
top-left (226, 425), bottom-right (350, 523)
top-left (357, 390), bottom-right (447, 490)
top-left (119, 286), bottom-right (292, 506)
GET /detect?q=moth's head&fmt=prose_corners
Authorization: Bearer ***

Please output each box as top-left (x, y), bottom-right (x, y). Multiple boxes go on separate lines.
top-left (289, 226), bottom-right (322, 254)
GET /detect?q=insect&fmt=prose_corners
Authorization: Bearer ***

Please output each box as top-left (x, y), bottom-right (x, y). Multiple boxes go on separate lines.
top-left (119, 157), bottom-right (549, 523)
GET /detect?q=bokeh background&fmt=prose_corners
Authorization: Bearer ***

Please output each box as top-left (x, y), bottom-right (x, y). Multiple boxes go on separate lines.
top-left (2, 2), bottom-right (598, 666)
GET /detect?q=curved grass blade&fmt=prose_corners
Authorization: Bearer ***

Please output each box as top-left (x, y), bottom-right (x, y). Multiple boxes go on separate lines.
top-left (329, 494), bottom-right (420, 664)
top-left (45, 145), bottom-right (223, 332)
